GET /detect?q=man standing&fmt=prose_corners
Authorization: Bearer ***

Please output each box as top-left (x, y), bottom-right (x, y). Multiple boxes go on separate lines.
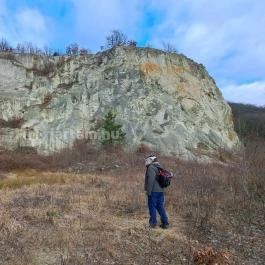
top-left (144, 155), bottom-right (169, 229)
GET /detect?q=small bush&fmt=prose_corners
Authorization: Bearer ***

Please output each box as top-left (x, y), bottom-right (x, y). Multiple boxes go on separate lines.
top-left (136, 143), bottom-right (150, 154)
top-left (101, 110), bottom-right (126, 147)
top-left (0, 52), bottom-right (15, 60)
top-left (39, 93), bottom-right (53, 108)
top-left (0, 117), bottom-right (25, 128)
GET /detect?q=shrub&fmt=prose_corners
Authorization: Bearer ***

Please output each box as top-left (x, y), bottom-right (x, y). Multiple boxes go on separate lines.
top-left (0, 117), bottom-right (25, 128)
top-left (136, 143), bottom-right (150, 153)
top-left (101, 110), bottom-right (126, 147)
top-left (39, 93), bottom-right (53, 108)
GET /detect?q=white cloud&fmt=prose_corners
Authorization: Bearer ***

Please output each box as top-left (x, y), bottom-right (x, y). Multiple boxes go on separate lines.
top-left (16, 9), bottom-right (46, 33)
top-left (149, 0), bottom-right (265, 82)
top-left (1, 0), bottom-right (146, 50)
top-left (14, 8), bottom-right (51, 46)
top-left (221, 81), bottom-right (265, 106)
top-left (71, 0), bottom-right (146, 50)
top-left (0, 1), bottom-right (53, 48)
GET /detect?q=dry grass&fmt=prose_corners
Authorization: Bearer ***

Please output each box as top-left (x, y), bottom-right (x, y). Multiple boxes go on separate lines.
top-left (0, 138), bottom-right (264, 264)
top-left (0, 169), bottom-right (77, 189)
top-left (0, 170), bottom-right (189, 265)
top-left (0, 151), bottom-right (51, 171)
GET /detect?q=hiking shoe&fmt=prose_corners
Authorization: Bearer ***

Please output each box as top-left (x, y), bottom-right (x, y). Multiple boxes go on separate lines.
top-left (149, 223), bottom-right (157, 229)
top-left (159, 223), bottom-right (169, 229)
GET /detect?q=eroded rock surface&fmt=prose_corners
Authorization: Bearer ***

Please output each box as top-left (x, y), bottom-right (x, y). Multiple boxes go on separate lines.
top-left (0, 47), bottom-right (239, 160)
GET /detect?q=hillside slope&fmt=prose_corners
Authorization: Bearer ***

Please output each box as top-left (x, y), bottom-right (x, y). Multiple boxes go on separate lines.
top-left (229, 102), bottom-right (265, 137)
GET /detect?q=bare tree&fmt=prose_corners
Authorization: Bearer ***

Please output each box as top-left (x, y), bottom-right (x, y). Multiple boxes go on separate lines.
top-left (127, 40), bottom-right (137, 47)
top-left (22, 42), bottom-right (38, 54)
top-left (15, 42), bottom-right (43, 55)
top-left (79, 48), bottom-right (91, 55)
top-left (162, 42), bottom-right (178, 54)
top-left (16, 43), bottom-right (26, 54)
top-left (105, 30), bottom-right (127, 49)
top-left (43, 45), bottom-right (54, 56)
top-left (25, 42), bottom-right (34, 54)
top-left (66, 42), bottom-right (79, 55)
top-left (0, 37), bottom-right (12, 52)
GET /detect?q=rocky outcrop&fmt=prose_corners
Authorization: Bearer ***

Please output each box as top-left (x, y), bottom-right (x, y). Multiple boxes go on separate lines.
top-left (0, 47), bottom-right (240, 160)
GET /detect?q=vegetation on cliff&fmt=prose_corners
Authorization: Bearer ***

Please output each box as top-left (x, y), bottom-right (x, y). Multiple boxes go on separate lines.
top-left (0, 30), bottom-right (177, 56)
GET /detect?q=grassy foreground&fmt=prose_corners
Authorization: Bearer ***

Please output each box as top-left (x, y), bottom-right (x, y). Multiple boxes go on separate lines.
top-left (0, 139), bottom-right (264, 265)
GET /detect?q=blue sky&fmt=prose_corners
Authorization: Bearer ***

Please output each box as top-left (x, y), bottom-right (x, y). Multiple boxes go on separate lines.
top-left (0, 0), bottom-right (265, 106)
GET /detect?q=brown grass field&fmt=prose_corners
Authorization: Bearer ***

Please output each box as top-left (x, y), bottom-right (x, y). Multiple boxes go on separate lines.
top-left (0, 137), bottom-right (264, 265)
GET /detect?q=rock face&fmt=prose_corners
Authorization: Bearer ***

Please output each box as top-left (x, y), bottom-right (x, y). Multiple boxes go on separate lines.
top-left (0, 47), bottom-right (239, 160)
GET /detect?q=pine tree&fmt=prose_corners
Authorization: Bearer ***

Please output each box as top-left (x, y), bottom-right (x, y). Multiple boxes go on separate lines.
top-left (101, 110), bottom-right (126, 146)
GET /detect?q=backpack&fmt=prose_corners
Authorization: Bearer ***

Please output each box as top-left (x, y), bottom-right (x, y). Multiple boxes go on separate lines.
top-left (155, 166), bottom-right (173, 188)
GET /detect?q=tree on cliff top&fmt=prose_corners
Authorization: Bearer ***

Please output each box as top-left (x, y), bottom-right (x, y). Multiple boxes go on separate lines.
top-left (0, 37), bottom-right (12, 52)
top-left (105, 30), bottom-right (127, 49)
top-left (162, 42), bottom-right (178, 54)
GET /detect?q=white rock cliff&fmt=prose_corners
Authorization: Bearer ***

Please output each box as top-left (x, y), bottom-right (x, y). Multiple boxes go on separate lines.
top-left (0, 46), bottom-right (239, 160)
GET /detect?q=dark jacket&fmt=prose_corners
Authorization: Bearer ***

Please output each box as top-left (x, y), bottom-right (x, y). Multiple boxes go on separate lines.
top-left (144, 162), bottom-right (164, 196)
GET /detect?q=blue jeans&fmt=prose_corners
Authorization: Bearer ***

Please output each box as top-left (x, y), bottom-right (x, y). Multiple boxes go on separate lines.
top-left (148, 192), bottom-right (169, 226)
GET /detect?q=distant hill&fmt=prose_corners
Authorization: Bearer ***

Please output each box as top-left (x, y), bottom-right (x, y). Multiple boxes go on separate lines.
top-left (228, 102), bottom-right (265, 137)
